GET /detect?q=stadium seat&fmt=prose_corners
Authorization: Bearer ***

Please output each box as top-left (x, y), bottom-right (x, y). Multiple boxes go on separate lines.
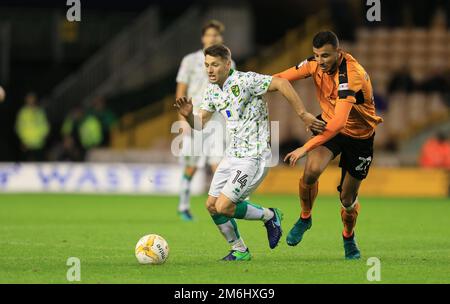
top-left (428, 93), bottom-right (449, 121)
top-left (386, 93), bottom-right (408, 138)
top-left (408, 92), bottom-right (427, 129)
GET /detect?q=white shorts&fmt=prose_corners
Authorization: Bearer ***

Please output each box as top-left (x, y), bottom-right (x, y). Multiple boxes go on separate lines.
top-left (208, 153), bottom-right (270, 203)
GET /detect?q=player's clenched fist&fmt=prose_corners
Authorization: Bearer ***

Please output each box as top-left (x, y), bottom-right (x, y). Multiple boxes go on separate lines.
top-left (174, 96), bottom-right (193, 118)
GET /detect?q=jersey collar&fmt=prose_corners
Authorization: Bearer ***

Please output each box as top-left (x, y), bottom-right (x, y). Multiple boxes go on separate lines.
top-left (218, 68), bottom-right (235, 89)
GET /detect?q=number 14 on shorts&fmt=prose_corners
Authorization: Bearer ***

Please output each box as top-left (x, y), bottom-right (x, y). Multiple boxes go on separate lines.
top-left (232, 170), bottom-right (248, 190)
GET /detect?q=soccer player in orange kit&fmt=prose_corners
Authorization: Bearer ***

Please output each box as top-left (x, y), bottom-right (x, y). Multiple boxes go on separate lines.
top-left (274, 31), bottom-right (383, 259)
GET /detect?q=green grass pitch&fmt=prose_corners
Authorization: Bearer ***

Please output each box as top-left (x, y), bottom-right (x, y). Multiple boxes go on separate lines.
top-left (0, 193), bottom-right (449, 283)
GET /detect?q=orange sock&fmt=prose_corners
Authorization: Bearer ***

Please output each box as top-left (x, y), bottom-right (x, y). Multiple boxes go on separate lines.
top-left (341, 201), bottom-right (360, 238)
top-left (299, 177), bottom-right (318, 219)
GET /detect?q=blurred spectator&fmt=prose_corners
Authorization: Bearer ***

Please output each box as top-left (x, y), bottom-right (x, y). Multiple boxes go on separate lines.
top-left (15, 92), bottom-right (50, 161)
top-left (79, 114), bottom-right (103, 150)
top-left (60, 107), bottom-right (103, 161)
top-left (59, 107), bottom-right (86, 161)
top-left (419, 132), bottom-right (450, 169)
top-left (86, 96), bottom-right (117, 146)
top-left (387, 67), bottom-right (416, 94)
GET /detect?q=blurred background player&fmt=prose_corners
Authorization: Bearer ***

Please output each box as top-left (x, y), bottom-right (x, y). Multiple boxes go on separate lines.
top-left (175, 44), bottom-right (324, 260)
top-left (175, 20), bottom-right (235, 221)
top-left (278, 31), bottom-right (383, 259)
top-left (419, 132), bottom-right (450, 169)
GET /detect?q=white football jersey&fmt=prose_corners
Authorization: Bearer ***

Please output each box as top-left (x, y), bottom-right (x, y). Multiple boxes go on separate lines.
top-left (200, 69), bottom-right (273, 158)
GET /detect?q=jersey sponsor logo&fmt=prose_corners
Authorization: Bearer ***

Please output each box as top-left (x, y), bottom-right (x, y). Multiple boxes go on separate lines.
top-left (231, 85), bottom-right (240, 97)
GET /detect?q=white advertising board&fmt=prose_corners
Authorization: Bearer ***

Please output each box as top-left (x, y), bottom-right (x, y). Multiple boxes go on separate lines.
top-left (0, 163), bottom-right (206, 194)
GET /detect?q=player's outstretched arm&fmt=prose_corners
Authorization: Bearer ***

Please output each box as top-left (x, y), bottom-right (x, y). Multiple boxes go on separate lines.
top-left (173, 96), bottom-right (212, 130)
top-left (268, 77), bottom-right (326, 134)
top-left (284, 101), bottom-right (353, 167)
top-left (273, 66), bottom-right (302, 81)
top-left (273, 58), bottom-right (311, 82)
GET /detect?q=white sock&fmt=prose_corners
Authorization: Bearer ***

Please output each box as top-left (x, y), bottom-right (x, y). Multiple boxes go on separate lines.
top-left (178, 175), bottom-right (191, 212)
top-left (236, 201), bottom-right (271, 221)
top-left (217, 219), bottom-right (240, 243)
top-left (231, 238), bottom-right (248, 253)
top-left (244, 204), bottom-right (264, 220)
top-left (262, 208), bottom-right (274, 222)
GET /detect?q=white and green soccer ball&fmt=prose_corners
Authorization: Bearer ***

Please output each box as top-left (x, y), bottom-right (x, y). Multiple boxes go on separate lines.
top-left (135, 234), bottom-right (169, 265)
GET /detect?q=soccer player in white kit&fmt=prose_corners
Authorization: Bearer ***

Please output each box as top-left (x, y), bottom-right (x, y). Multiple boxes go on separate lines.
top-left (174, 44), bottom-right (325, 260)
top-left (176, 20), bottom-right (235, 221)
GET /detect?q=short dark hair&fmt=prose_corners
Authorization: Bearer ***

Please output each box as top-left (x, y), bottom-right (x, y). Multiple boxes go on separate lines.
top-left (201, 20), bottom-right (225, 36)
top-left (204, 44), bottom-right (231, 61)
top-left (312, 30), bottom-right (339, 49)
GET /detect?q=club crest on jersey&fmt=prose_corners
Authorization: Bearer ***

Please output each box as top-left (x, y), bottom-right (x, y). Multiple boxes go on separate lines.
top-left (231, 85), bottom-right (240, 97)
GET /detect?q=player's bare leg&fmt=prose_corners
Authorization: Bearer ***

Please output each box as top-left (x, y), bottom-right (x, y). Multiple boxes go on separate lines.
top-left (178, 166), bottom-right (197, 221)
top-left (287, 146), bottom-right (334, 246)
top-left (339, 172), bottom-right (362, 259)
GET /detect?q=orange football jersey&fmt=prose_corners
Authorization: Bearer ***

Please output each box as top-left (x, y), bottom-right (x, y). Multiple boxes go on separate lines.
top-left (274, 51), bottom-right (383, 139)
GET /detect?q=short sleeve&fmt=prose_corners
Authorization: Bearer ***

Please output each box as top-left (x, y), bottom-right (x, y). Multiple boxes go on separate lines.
top-left (273, 57), bottom-right (314, 81)
top-left (294, 58), bottom-right (313, 79)
top-left (176, 55), bottom-right (191, 84)
top-left (199, 87), bottom-right (216, 112)
top-left (245, 72), bottom-right (273, 96)
top-left (338, 66), bottom-right (363, 104)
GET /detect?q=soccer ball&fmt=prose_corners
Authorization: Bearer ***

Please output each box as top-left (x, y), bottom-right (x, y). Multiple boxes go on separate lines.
top-left (135, 234), bottom-right (169, 265)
